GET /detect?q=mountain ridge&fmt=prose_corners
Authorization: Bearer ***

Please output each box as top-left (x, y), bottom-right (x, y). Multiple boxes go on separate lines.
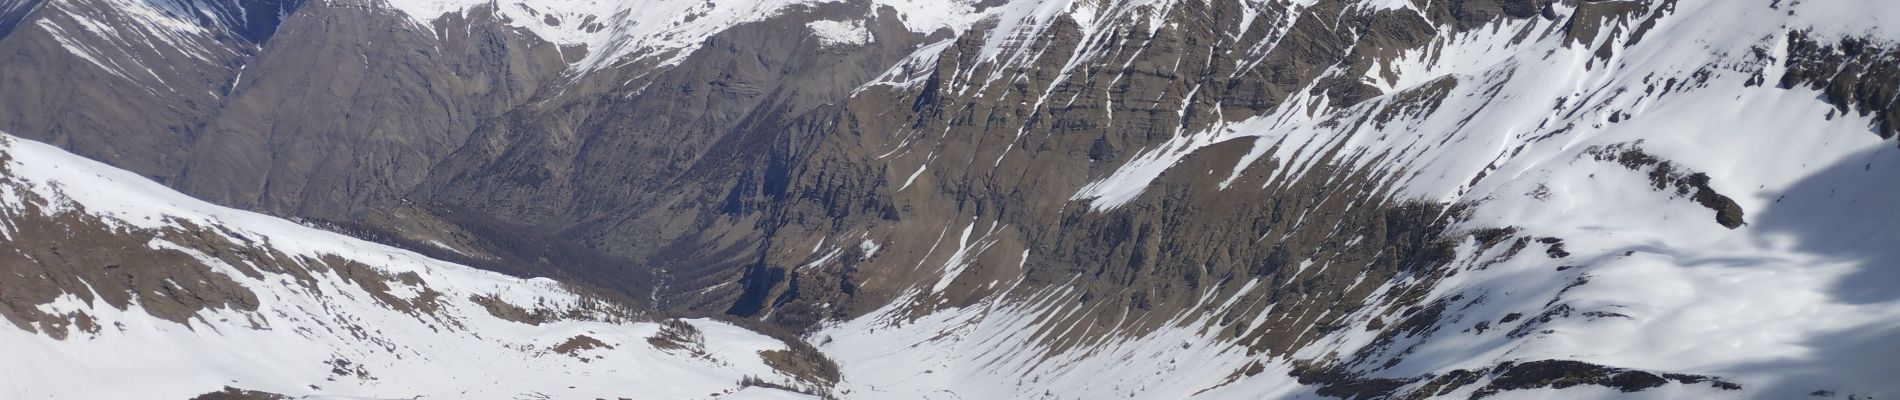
top-left (0, 131), bottom-right (836, 399)
top-left (3, 0), bottom-right (1899, 398)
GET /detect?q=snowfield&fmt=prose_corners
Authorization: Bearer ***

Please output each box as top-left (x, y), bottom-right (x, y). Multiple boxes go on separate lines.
top-left (0, 133), bottom-right (821, 399)
top-left (821, 0), bottom-right (1900, 399)
top-left (5, 0), bottom-right (1900, 398)
top-left (371, 0), bottom-right (984, 72)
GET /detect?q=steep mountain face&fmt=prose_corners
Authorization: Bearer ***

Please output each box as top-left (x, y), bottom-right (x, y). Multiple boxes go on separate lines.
top-left (0, 132), bottom-right (836, 398)
top-left (413, 0), bottom-right (958, 274)
top-left (0, 0), bottom-right (293, 176)
top-left (0, 0), bottom-right (669, 297)
top-left (173, 0), bottom-right (572, 219)
top-left (4, 0), bottom-right (1900, 398)
top-left (775, 1), bottom-right (1900, 398)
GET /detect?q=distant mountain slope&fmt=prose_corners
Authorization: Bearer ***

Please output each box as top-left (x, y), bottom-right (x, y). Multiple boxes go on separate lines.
top-left (3, 0), bottom-right (1900, 399)
top-left (796, 1), bottom-right (1900, 398)
top-left (0, 132), bottom-right (832, 399)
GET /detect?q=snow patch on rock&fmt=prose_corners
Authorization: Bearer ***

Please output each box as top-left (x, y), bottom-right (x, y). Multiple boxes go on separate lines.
top-left (806, 19), bottom-right (869, 47)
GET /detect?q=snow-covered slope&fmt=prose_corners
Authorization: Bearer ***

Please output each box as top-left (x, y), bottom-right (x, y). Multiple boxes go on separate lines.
top-left (7, 0), bottom-right (1900, 399)
top-left (0, 132), bottom-right (828, 399)
top-left (375, 0), bottom-right (985, 72)
top-left (801, 0), bottom-right (1900, 398)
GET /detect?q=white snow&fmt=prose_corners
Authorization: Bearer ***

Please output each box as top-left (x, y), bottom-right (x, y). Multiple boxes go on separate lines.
top-left (807, 19), bottom-right (870, 47)
top-left (0, 132), bottom-right (817, 399)
top-left (31, 0), bottom-right (243, 87)
top-left (830, 0), bottom-right (1900, 398)
top-left (372, 0), bottom-right (986, 72)
top-left (16, 0), bottom-right (1900, 398)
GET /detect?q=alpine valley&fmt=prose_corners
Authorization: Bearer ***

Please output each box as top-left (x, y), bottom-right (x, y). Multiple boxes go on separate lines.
top-left (2, 0), bottom-right (1898, 398)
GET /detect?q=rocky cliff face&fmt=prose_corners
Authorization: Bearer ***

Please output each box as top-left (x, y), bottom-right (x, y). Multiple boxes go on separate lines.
top-left (4, 0), bottom-right (1900, 398)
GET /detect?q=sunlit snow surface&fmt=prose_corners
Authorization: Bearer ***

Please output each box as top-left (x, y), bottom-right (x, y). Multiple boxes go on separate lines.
top-left (24, 0), bottom-right (986, 78)
top-left (826, 0), bottom-right (1900, 399)
top-left (807, 19), bottom-right (871, 47)
top-left (373, 0), bottom-right (984, 72)
top-left (0, 134), bottom-right (816, 399)
top-left (12, 0), bottom-right (1900, 398)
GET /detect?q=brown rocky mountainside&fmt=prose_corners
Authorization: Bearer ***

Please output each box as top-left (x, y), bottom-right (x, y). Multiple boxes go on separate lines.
top-left (5, 0), bottom-right (1900, 398)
